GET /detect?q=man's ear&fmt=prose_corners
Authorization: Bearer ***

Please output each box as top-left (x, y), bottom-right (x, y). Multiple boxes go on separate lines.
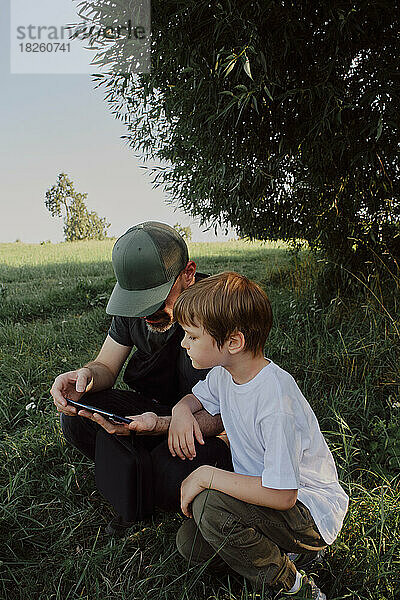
top-left (227, 331), bottom-right (245, 354)
top-left (182, 261), bottom-right (196, 285)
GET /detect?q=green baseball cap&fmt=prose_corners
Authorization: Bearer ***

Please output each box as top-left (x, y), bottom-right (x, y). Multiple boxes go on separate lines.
top-left (106, 222), bottom-right (189, 318)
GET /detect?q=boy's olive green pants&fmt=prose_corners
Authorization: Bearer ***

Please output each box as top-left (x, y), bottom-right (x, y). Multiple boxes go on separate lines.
top-left (176, 490), bottom-right (327, 593)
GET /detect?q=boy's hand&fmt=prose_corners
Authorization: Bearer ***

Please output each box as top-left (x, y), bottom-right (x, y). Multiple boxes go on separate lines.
top-left (181, 466), bottom-right (213, 518)
top-left (168, 406), bottom-right (204, 460)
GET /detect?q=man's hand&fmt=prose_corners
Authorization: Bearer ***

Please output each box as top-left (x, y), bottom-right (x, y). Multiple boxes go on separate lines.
top-left (127, 412), bottom-right (158, 435)
top-left (181, 465), bottom-right (213, 518)
top-left (51, 368), bottom-right (92, 416)
top-left (168, 405), bottom-right (204, 460)
top-left (76, 411), bottom-right (167, 437)
top-left (76, 409), bottom-right (130, 435)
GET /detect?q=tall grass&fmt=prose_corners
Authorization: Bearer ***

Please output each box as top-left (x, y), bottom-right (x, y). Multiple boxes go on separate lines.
top-left (0, 240), bottom-right (399, 600)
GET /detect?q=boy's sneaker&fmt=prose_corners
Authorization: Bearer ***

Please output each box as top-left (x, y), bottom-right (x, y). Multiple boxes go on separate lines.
top-left (286, 550), bottom-right (325, 570)
top-left (280, 571), bottom-right (326, 600)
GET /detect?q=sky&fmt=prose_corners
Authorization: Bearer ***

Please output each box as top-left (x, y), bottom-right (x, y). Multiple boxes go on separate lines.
top-left (1, 0), bottom-right (233, 243)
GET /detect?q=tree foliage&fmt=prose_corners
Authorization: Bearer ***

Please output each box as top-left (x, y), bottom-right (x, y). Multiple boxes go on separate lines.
top-left (45, 173), bottom-right (110, 241)
top-left (82, 0), bottom-right (399, 283)
top-left (173, 222), bottom-right (192, 241)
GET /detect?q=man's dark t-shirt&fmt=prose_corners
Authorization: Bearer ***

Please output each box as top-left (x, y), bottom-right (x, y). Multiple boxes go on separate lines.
top-left (108, 276), bottom-right (210, 407)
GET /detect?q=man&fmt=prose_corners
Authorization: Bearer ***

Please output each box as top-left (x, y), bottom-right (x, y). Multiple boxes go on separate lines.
top-left (51, 222), bottom-right (232, 535)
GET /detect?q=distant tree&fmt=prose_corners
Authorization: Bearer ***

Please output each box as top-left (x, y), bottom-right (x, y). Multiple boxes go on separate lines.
top-left (173, 222), bottom-right (192, 241)
top-left (78, 0), bottom-right (399, 290)
top-left (45, 173), bottom-right (110, 241)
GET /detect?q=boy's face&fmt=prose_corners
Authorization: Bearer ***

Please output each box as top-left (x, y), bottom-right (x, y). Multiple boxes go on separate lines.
top-left (181, 324), bottom-right (227, 369)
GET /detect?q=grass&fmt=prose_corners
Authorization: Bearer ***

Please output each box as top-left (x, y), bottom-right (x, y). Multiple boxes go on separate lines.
top-left (0, 239), bottom-right (399, 600)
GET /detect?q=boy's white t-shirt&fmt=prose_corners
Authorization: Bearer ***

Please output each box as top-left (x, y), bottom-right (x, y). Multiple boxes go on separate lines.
top-left (192, 360), bottom-right (349, 545)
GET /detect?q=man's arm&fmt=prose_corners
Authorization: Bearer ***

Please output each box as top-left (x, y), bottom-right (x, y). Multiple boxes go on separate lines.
top-left (191, 410), bottom-right (224, 437)
top-left (51, 335), bottom-right (131, 417)
top-left (127, 410), bottom-right (223, 438)
top-left (52, 341), bottom-right (223, 438)
top-left (181, 465), bottom-right (298, 517)
top-left (84, 335), bottom-right (132, 391)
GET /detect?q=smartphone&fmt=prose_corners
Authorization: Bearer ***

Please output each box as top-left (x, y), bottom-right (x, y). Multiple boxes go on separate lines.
top-left (66, 398), bottom-right (133, 424)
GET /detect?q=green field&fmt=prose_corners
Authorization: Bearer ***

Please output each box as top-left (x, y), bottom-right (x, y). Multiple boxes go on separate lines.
top-left (0, 240), bottom-right (399, 600)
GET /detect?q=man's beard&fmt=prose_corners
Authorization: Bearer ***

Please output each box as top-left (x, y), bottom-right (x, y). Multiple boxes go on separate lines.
top-left (144, 309), bottom-right (174, 333)
top-left (146, 319), bottom-right (174, 333)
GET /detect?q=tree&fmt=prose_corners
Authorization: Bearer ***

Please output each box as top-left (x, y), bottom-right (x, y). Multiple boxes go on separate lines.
top-left (79, 1), bottom-right (399, 287)
top-left (173, 223), bottom-right (192, 241)
top-left (45, 173), bottom-right (110, 241)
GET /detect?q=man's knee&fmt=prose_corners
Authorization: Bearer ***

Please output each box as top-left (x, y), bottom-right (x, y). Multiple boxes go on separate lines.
top-left (151, 440), bottom-right (224, 512)
top-left (60, 413), bottom-right (77, 444)
top-left (60, 413), bottom-right (97, 460)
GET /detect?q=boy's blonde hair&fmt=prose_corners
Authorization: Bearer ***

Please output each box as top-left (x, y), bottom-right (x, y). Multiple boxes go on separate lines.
top-left (174, 271), bottom-right (272, 355)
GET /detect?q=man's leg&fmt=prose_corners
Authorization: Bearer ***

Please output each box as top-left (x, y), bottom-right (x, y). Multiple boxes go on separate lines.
top-left (151, 438), bottom-right (233, 512)
top-left (60, 407), bottom-right (99, 460)
top-left (177, 490), bottom-right (326, 593)
top-left (60, 389), bottom-right (234, 516)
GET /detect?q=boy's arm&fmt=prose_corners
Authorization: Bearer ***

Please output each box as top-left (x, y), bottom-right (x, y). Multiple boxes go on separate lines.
top-left (181, 465), bottom-right (298, 517)
top-left (168, 393), bottom-right (209, 460)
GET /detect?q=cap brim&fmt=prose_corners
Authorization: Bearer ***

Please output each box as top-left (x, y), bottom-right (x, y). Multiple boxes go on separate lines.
top-left (106, 277), bottom-right (175, 318)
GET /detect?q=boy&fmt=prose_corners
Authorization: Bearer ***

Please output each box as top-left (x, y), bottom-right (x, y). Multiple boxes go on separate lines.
top-left (169, 272), bottom-right (348, 599)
